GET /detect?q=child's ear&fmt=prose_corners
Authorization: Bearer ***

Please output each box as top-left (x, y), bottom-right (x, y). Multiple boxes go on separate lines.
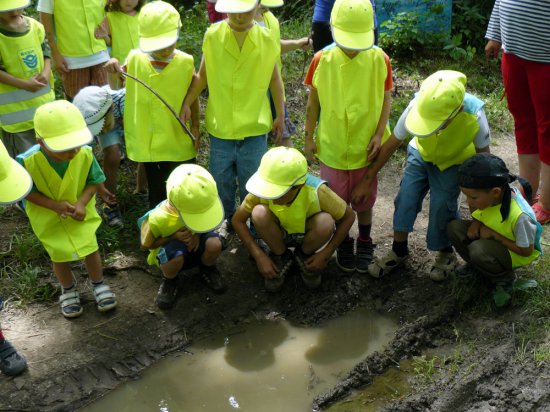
top-left (490, 187), bottom-right (502, 198)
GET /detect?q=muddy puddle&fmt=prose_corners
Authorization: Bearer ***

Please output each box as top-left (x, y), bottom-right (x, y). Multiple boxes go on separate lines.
top-left (80, 308), bottom-right (397, 411)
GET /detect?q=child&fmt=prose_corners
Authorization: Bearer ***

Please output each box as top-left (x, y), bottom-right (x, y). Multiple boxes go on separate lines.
top-left (353, 70), bottom-right (491, 281)
top-left (256, 0), bottom-right (311, 147)
top-left (95, 0), bottom-right (144, 89)
top-left (448, 153), bottom-right (542, 307)
top-left (38, 0), bottom-right (109, 100)
top-left (0, 140), bottom-right (32, 376)
top-left (0, 0), bottom-right (54, 158)
top-left (304, 0), bottom-right (392, 273)
top-left (206, 0), bottom-right (226, 23)
top-left (180, 0), bottom-right (284, 227)
top-left (108, 1), bottom-right (199, 209)
top-left (139, 164), bottom-right (227, 310)
top-left (73, 85), bottom-right (125, 227)
top-left (16, 100), bottom-right (117, 319)
top-left (232, 147), bottom-right (355, 291)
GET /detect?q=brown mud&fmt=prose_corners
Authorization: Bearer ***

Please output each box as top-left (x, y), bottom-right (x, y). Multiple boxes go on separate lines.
top-left (0, 133), bottom-right (548, 411)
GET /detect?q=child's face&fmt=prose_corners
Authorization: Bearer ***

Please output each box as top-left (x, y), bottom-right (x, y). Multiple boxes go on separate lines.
top-left (119, 0), bottom-right (139, 13)
top-left (228, 8), bottom-right (256, 31)
top-left (461, 186), bottom-right (502, 211)
top-left (0, 8), bottom-right (23, 26)
top-left (272, 186), bottom-right (302, 206)
top-left (151, 43), bottom-right (176, 60)
top-left (341, 48), bottom-right (359, 58)
top-left (38, 140), bottom-right (81, 162)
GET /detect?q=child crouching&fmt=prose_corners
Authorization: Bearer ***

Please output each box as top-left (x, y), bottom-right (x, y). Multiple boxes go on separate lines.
top-left (139, 165), bottom-right (227, 310)
top-left (17, 100), bottom-right (117, 318)
top-left (448, 153), bottom-right (542, 307)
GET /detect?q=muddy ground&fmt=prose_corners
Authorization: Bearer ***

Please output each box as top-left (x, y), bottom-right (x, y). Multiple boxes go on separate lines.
top-left (0, 129), bottom-right (548, 411)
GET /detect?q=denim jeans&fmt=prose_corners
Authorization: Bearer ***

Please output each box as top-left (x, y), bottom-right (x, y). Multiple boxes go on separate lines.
top-left (209, 134), bottom-right (268, 219)
top-left (393, 145), bottom-right (460, 251)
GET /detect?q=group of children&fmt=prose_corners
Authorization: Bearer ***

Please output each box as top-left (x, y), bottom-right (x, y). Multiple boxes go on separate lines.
top-left (0, 0), bottom-right (544, 377)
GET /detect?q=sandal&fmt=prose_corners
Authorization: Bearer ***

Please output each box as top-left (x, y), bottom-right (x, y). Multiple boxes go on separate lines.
top-left (532, 202), bottom-right (550, 225)
top-left (367, 250), bottom-right (408, 278)
top-left (59, 289), bottom-right (83, 319)
top-left (429, 251), bottom-right (458, 282)
top-left (93, 284), bottom-right (117, 312)
top-left (0, 340), bottom-right (27, 376)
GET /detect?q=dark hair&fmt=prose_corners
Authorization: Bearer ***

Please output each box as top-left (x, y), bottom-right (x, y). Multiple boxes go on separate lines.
top-left (106, 0), bottom-right (147, 13)
top-left (458, 153), bottom-right (533, 221)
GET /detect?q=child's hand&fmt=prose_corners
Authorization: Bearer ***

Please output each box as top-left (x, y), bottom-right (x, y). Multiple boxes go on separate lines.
top-left (171, 227), bottom-right (194, 243)
top-left (21, 76), bottom-right (48, 92)
top-left (103, 58), bottom-right (121, 74)
top-left (479, 225), bottom-right (497, 240)
top-left (55, 201), bottom-right (76, 219)
top-left (98, 185), bottom-right (117, 205)
top-left (255, 253), bottom-right (280, 279)
top-left (52, 51), bottom-right (70, 73)
top-left (304, 138), bottom-right (317, 163)
top-left (299, 37), bottom-right (312, 51)
top-left (180, 104), bottom-right (192, 124)
top-left (351, 179), bottom-right (372, 205)
top-left (272, 116), bottom-right (284, 146)
top-left (71, 201), bottom-right (87, 221)
top-left (367, 134), bottom-right (382, 162)
top-left (467, 220), bottom-right (481, 240)
top-left (95, 24), bottom-right (109, 40)
top-left (305, 250), bottom-right (330, 272)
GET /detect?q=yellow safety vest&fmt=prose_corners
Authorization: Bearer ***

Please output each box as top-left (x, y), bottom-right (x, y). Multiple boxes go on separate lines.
top-left (53, 0), bottom-right (106, 57)
top-left (0, 17), bottom-right (54, 133)
top-left (415, 94), bottom-right (484, 171)
top-left (23, 147), bottom-right (101, 263)
top-left (312, 45), bottom-right (390, 170)
top-left (262, 10), bottom-right (285, 100)
top-left (203, 21), bottom-right (278, 139)
top-left (260, 175), bottom-right (324, 234)
top-left (124, 50), bottom-right (196, 162)
top-left (139, 200), bottom-right (184, 266)
top-left (472, 191), bottom-right (541, 268)
top-left (107, 11), bottom-right (139, 64)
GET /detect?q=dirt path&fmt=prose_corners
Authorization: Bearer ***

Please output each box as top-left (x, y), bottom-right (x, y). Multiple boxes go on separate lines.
top-left (1, 133), bottom-right (548, 411)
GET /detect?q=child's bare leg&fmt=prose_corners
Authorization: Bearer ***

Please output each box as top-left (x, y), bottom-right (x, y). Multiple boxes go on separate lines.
top-left (160, 255), bottom-right (184, 280)
top-left (135, 163), bottom-right (148, 194)
top-left (84, 251), bottom-right (104, 283)
top-left (251, 204), bottom-right (286, 254)
top-left (86, 251), bottom-right (117, 311)
top-left (53, 262), bottom-right (75, 289)
top-left (54, 261), bottom-right (84, 318)
top-left (103, 145), bottom-right (121, 198)
top-left (302, 212), bottom-right (334, 255)
top-left (201, 237), bottom-right (222, 266)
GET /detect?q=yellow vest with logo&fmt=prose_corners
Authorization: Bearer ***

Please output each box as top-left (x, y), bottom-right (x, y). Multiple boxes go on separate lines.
top-left (139, 200), bottom-right (185, 266)
top-left (23, 147), bottom-right (101, 263)
top-left (415, 94), bottom-right (484, 171)
top-left (107, 11), bottom-right (139, 64)
top-left (312, 45), bottom-right (390, 170)
top-left (262, 10), bottom-right (285, 100)
top-left (0, 17), bottom-right (54, 133)
top-left (54, 0), bottom-right (106, 57)
top-left (203, 21), bottom-right (278, 139)
top-left (472, 191), bottom-right (541, 268)
top-left (261, 175), bottom-right (325, 234)
top-left (124, 50), bottom-right (196, 162)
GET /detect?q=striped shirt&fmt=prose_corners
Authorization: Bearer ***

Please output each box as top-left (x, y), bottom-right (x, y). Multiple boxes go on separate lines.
top-left (486, 0), bottom-right (550, 63)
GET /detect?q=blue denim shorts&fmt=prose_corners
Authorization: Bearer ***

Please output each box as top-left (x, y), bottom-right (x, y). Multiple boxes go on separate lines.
top-left (156, 231), bottom-right (219, 269)
top-left (96, 123), bottom-right (123, 149)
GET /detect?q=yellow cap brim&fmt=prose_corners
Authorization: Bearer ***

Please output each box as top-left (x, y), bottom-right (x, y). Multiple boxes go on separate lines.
top-left (177, 196), bottom-right (224, 233)
top-left (404, 102), bottom-right (455, 137)
top-left (41, 127), bottom-right (93, 152)
top-left (0, 0), bottom-right (30, 12)
top-left (246, 171), bottom-right (306, 200)
top-left (260, 0), bottom-right (284, 7)
top-left (0, 143), bottom-right (32, 205)
top-left (216, 0), bottom-right (258, 13)
top-left (139, 32), bottom-right (178, 53)
top-left (331, 26), bottom-right (374, 51)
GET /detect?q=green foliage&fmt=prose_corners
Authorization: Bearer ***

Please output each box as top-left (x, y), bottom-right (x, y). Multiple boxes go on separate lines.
top-left (451, 0), bottom-right (493, 51)
top-left (0, 263), bottom-right (57, 305)
top-left (177, 1), bottom-right (209, 69)
top-left (444, 34), bottom-right (476, 62)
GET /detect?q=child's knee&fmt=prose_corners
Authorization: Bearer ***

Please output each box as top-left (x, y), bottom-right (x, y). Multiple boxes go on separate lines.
top-left (308, 212), bottom-right (334, 240)
top-left (251, 204), bottom-right (273, 225)
top-left (205, 236), bottom-right (222, 256)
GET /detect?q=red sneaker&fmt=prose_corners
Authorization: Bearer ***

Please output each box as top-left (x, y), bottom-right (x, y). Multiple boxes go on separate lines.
top-left (532, 202), bottom-right (550, 225)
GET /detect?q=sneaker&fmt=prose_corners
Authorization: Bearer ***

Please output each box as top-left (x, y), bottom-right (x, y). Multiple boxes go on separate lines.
top-left (266, 249), bottom-right (294, 292)
top-left (102, 204), bottom-right (123, 228)
top-left (532, 202), bottom-right (550, 225)
top-left (0, 340), bottom-right (27, 376)
top-left (294, 247), bottom-right (321, 289)
top-left (368, 250), bottom-right (408, 278)
top-left (156, 277), bottom-right (178, 310)
top-left (429, 251), bottom-right (458, 282)
top-left (199, 264), bottom-right (227, 294)
top-left (356, 239), bottom-right (375, 273)
top-left (336, 238), bottom-right (355, 272)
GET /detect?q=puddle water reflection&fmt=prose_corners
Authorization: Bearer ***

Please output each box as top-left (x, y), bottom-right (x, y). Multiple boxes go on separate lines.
top-left (81, 308), bottom-right (397, 412)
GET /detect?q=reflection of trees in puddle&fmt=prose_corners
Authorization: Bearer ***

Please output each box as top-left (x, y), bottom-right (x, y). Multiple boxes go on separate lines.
top-left (224, 321), bottom-right (288, 372)
top-left (305, 313), bottom-right (381, 364)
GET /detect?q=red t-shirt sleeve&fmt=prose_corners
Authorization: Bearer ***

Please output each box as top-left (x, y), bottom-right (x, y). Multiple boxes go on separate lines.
top-left (383, 52), bottom-right (393, 92)
top-left (303, 50), bottom-right (324, 88)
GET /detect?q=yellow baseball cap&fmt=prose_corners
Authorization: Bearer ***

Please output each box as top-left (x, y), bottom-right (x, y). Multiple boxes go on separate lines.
top-left (167, 164), bottom-right (224, 233)
top-left (330, 0), bottom-right (374, 51)
top-left (0, 141), bottom-right (32, 205)
top-left (246, 147), bottom-right (307, 199)
top-left (260, 0), bottom-right (283, 7)
top-left (34, 100), bottom-right (93, 152)
top-left (405, 70), bottom-right (467, 137)
top-left (0, 0), bottom-right (30, 12)
top-left (216, 0), bottom-right (258, 13)
top-left (139, 1), bottom-right (181, 53)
